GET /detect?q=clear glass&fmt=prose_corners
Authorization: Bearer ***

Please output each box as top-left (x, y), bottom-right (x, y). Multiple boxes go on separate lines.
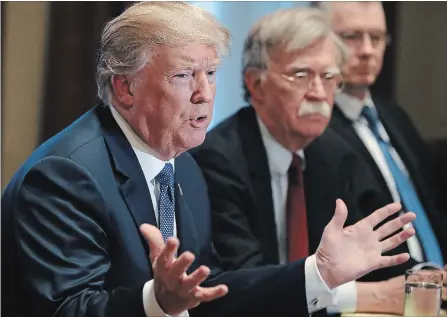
top-left (404, 269), bottom-right (443, 316)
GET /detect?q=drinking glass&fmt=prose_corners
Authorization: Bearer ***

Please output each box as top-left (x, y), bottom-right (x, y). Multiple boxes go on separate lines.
top-left (404, 269), bottom-right (443, 316)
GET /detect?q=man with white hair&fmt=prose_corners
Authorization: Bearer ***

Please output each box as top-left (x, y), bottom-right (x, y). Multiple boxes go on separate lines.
top-left (192, 7), bottom-right (422, 316)
top-left (2, 2), bottom-right (416, 317)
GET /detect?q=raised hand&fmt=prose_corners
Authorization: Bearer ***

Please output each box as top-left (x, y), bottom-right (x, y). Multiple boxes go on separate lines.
top-left (140, 224), bottom-right (228, 315)
top-left (316, 199), bottom-right (416, 289)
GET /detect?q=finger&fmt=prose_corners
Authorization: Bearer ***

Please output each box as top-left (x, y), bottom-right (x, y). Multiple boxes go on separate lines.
top-left (157, 237), bottom-right (180, 270)
top-left (140, 224), bottom-right (165, 264)
top-left (380, 227), bottom-right (415, 253)
top-left (375, 212), bottom-right (416, 240)
top-left (193, 284), bottom-right (229, 302)
top-left (179, 265), bottom-right (211, 294)
top-left (166, 251), bottom-right (195, 289)
top-left (363, 203), bottom-right (402, 228)
top-left (378, 253), bottom-right (411, 269)
top-left (328, 199), bottom-right (348, 230)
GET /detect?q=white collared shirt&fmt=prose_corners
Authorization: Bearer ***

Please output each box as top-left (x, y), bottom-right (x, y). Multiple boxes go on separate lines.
top-left (110, 106), bottom-right (186, 317)
top-left (335, 91), bottom-right (423, 262)
top-left (111, 105), bottom-right (340, 316)
top-left (257, 116), bottom-right (355, 314)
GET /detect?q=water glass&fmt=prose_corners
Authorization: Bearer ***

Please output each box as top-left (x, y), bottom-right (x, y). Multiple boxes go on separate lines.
top-left (404, 269), bottom-right (443, 316)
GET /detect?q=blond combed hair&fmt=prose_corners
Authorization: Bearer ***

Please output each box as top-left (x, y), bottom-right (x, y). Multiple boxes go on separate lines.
top-left (242, 7), bottom-right (348, 101)
top-left (96, 1), bottom-right (231, 105)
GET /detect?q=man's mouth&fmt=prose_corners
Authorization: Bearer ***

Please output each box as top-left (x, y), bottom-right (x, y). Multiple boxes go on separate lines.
top-left (189, 115), bottom-right (208, 128)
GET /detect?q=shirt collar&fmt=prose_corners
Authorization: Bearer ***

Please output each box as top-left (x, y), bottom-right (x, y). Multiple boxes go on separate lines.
top-left (109, 105), bottom-right (175, 182)
top-left (257, 114), bottom-right (305, 176)
top-left (335, 90), bottom-right (376, 122)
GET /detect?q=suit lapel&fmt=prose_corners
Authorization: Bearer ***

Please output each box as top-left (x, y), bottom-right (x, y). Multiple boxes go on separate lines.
top-left (174, 154), bottom-right (199, 265)
top-left (98, 106), bottom-right (157, 255)
top-left (331, 105), bottom-right (394, 201)
top-left (374, 100), bottom-right (423, 186)
top-left (303, 136), bottom-right (339, 252)
top-left (238, 107), bottom-right (279, 264)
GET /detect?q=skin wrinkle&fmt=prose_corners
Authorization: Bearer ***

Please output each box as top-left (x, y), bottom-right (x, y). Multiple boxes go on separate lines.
top-left (113, 43), bottom-right (218, 160)
top-left (249, 36), bottom-right (338, 153)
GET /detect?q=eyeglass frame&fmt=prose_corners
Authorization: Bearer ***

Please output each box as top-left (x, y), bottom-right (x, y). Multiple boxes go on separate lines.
top-left (337, 30), bottom-right (392, 49)
top-left (273, 67), bottom-right (344, 94)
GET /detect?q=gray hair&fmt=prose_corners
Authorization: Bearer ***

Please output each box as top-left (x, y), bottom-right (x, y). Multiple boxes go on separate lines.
top-left (96, 1), bottom-right (231, 106)
top-left (242, 7), bottom-right (348, 101)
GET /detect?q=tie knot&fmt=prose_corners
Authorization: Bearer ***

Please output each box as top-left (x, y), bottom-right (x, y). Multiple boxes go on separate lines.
top-left (155, 163), bottom-right (174, 187)
top-left (361, 106), bottom-right (379, 128)
top-left (289, 154), bottom-right (303, 186)
top-left (290, 154), bottom-right (303, 172)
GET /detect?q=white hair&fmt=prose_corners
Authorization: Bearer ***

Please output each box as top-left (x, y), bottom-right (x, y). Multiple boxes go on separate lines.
top-left (96, 1), bottom-right (231, 106)
top-left (242, 7), bottom-right (348, 101)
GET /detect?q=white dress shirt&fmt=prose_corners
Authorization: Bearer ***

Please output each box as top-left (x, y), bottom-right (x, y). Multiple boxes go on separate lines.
top-left (335, 91), bottom-right (424, 262)
top-left (110, 106), bottom-right (187, 317)
top-left (111, 106), bottom-right (339, 316)
top-left (257, 116), bottom-right (355, 314)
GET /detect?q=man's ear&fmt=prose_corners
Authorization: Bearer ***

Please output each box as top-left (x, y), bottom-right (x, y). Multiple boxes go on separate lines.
top-left (111, 74), bottom-right (134, 109)
top-left (244, 69), bottom-right (264, 102)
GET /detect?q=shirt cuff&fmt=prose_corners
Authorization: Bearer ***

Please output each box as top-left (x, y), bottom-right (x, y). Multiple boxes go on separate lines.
top-left (143, 280), bottom-right (190, 317)
top-left (305, 254), bottom-right (338, 314)
top-left (326, 281), bottom-right (357, 314)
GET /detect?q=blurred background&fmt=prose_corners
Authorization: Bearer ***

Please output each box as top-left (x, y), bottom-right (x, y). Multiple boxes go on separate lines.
top-left (2, 1), bottom-right (446, 189)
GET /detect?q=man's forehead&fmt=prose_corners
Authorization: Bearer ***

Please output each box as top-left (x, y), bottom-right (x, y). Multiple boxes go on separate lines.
top-left (155, 44), bottom-right (220, 67)
top-left (178, 55), bottom-right (220, 66)
top-left (331, 2), bottom-right (386, 30)
top-left (270, 39), bottom-right (338, 68)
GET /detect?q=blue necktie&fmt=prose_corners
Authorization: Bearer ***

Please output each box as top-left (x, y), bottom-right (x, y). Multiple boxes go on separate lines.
top-left (155, 163), bottom-right (175, 243)
top-left (361, 106), bottom-right (444, 266)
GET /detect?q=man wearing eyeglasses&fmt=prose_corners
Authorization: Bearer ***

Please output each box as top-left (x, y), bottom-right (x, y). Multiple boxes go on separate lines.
top-left (191, 7), bottom-right (416, 316)
top-left (319, 0), bottom-right (447, 275)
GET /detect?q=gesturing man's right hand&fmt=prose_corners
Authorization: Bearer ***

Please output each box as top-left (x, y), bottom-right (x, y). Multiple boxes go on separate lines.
top-left (316, 199), bottom-right (416, 289)
top-left (140, 224), bottom-right (228, 316)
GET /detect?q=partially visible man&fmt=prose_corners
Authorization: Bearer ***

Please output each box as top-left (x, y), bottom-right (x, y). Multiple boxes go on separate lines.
top-left (1, 2), bottom-right (416, 317)
top-left (192, 6), bottom-right (430, 315)
top-left (318, 1), bottom-right (447, 267)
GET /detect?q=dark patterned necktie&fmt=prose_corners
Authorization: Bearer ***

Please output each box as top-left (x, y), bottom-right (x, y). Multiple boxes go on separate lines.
top-left (155, 163), bottom-right (175, 243)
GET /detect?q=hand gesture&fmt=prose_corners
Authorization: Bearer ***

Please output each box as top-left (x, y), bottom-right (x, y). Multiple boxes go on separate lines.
top-left (316, 199), bottom-right (416, 289)
top-left (140, 224), bottom-right (228, 315)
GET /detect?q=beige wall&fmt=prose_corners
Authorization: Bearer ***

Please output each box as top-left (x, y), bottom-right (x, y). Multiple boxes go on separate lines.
top-left (395, 2), bottom-right (447, 141)
top-left (2, 2), bottom-right (49, 188)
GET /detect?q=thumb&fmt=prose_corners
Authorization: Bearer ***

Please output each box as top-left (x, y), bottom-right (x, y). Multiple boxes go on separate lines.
top-left (329, 199), bottom-right (348, 230)
top-left (140, 224), bottom-right (164, 264)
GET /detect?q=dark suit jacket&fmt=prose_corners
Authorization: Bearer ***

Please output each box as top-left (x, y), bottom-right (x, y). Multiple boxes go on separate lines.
top-left (429, 138), bottom-right (447, 213)
top-left (2, 105), bottom-right (315, 317)
top-left (330, 95), bottom-right (447, 263)
top-left (191, 106), bottom-right (416, 283)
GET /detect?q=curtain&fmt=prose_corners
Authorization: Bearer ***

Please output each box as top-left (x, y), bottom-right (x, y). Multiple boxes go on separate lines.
top-left (39, 1), bottom-right (126, 143)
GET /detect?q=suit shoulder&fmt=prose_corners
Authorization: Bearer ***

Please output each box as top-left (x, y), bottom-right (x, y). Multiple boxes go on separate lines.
top-left (4, 108), bottom-right (106, 192)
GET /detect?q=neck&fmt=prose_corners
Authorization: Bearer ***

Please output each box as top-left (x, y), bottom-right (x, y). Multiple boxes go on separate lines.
top-left (342, 84), bottom-right (369, 100)
top-left (264, 120), bottom-right (310, 153)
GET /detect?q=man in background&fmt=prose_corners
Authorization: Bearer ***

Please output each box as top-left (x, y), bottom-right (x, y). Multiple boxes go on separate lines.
top-left (318, 1), bottom-right (447, 267)
top-left (192, 7), bottom-right (418, 316)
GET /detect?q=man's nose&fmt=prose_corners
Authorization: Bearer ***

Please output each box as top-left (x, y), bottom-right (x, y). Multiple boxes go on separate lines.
top-left (191, 74), bottom-right (214, 104)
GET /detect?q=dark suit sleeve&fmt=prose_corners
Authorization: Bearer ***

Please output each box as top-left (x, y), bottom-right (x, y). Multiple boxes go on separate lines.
top-left (194, 260), bottom-right (309, 317)
top-left (192, 148), bottom-right (268, 270)
top-left (14, 156), bottom-right (146, 317)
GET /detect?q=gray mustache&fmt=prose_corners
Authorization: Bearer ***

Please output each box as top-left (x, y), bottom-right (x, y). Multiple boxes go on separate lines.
top-left (297, 102), bottom-right (332, 118)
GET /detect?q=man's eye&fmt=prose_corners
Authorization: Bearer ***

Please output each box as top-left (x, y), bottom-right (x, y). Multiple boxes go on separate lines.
top-left (174, 73), bottom-right (189, 79)
top-left (294, 71), bottom-right (308, 78)
top-left (324, 73), bottom-right (335, 80)
top-left (341, 33), bottom-right (358, 41)
top-left (207, 70), bottom-right (216, 77)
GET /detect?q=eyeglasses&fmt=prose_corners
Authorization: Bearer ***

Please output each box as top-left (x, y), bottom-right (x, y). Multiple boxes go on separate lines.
top-left (338, 31), bottom-right (391, 48)
top-left (278, 68), bottom-right (344, 93)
